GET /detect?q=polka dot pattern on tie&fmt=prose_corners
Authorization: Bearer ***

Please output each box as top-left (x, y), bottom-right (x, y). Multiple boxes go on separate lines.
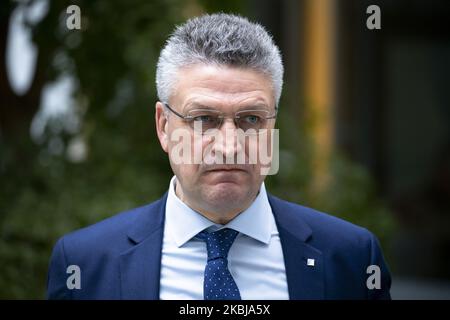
top-left (196, 228), bottom-right (241, 300)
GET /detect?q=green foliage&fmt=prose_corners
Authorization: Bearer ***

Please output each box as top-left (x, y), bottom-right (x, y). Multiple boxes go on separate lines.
top-left (0, 0), bottom-right (180, 299)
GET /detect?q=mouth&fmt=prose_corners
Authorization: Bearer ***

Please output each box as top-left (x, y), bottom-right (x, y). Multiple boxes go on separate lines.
top-left (202, 166), bottom-right (250, 186)
top-left (205, 165), bottom-right (248, 173)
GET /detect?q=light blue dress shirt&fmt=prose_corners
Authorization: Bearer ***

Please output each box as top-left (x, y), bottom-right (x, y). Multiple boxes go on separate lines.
top-left (159, 176), bottom-right (289, 300)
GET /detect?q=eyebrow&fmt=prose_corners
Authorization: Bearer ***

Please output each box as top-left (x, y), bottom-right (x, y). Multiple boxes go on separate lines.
top-left (183, 103), bottom-right (217, 112)
top-left (183, 102), bottom-right (272, 113)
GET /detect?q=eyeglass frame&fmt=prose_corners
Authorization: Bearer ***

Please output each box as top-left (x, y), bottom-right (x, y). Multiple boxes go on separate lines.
top-left (162, 102), bottom-right (278, 133)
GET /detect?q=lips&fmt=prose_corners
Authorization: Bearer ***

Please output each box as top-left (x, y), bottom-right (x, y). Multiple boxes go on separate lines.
top-left (205, 165), bottom-right (248, 172)
top-left (202, 166), bottom-right (249, 185)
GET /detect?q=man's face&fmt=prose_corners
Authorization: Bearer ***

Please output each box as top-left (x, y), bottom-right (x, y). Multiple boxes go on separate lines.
top-left (155, 64), bottom-right (276, 222)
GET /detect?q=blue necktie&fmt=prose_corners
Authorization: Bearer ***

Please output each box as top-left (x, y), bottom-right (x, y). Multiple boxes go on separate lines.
top-left (197, 228), bottom-right (241, 300)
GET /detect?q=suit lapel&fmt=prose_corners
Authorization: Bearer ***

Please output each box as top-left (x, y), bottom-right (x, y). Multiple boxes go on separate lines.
top-left (268, 194), bottom-right (325, 299)
top-left (119, 192), bottom-right (167, 299)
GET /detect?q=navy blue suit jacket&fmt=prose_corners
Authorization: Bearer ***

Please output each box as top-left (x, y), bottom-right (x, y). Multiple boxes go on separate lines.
top-left (47, 192), bottom-right (391, 299)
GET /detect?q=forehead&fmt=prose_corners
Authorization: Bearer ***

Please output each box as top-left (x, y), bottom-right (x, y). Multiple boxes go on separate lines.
top-left (171, 64), bottom-right (275, 110)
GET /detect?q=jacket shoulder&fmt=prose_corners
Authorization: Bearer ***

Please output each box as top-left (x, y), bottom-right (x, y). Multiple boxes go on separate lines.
top-left (59, 195), bottom-right (166, 256)
top-left (268, 193), bottom-right (375, 248)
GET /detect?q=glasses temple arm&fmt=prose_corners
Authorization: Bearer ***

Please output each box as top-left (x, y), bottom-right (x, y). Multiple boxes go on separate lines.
top-left (162, 102), bottom-right (187, 119)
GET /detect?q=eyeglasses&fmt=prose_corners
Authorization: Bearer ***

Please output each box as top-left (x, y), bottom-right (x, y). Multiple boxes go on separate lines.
top-left (163, 103), bottom-right (277, 134)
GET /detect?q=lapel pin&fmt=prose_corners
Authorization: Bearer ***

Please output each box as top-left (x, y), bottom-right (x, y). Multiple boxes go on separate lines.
top-left (307, 258), bottom-right (315, 267)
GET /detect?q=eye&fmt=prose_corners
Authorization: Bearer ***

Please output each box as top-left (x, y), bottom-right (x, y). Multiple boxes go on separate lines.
top-left (243, 115), bottom-right (261, 124)
top-left (193, 115), bottom-right (215, 123)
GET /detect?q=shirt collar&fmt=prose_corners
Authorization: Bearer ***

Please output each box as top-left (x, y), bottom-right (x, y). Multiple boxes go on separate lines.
top-left (165, 176), bottom-right (273, 247)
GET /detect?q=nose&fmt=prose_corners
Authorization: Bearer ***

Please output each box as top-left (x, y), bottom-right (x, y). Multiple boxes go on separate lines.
top-left (220, 117), bottom-right (238, 131)
top-left (212, 118), bottom-right (243, 162)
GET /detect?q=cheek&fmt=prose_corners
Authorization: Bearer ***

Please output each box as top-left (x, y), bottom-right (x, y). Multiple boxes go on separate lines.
top-left (194, 135), bottom-right (216, 163)
top-left (167, 132), bottom-right (202, 184)
top-left (169, 158), bottom-right (201, 190)
top-left (178, 165), bottom-right (200, 181)
top-left (246, 135), bottom-right (258, 164)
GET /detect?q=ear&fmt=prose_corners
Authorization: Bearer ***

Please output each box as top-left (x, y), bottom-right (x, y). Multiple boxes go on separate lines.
top-left (155, 102), bottom-right (169, 153)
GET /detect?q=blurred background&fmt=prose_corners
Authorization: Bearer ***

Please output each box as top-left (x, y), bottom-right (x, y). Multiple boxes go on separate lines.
top-left (0, 0), bottom-right (449, 299)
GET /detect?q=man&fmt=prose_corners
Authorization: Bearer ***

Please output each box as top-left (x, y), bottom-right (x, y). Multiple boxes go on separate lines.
top-left (47, 13), bottom-right (391, 300)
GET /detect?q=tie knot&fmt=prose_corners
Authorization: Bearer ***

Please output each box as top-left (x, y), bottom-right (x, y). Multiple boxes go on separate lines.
top-left (197, 228), bottom-right (239, 261)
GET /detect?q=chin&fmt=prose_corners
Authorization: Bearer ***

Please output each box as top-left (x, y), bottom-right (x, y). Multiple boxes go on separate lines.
top-left (203, 184), bottom-right (251, 210)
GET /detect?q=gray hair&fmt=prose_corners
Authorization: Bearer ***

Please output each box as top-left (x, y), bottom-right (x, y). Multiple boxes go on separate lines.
top-left (156, 13), bottom-right (284, 106)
